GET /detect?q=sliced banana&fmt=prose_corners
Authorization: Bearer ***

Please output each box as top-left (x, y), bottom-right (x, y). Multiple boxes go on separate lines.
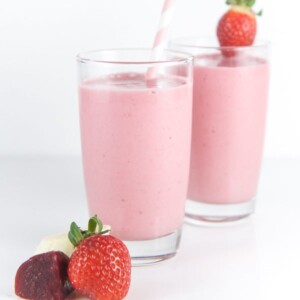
top-left (35, 232), bottom-right (74, 257)
top-left (35, 225), bottom-right (111, 257)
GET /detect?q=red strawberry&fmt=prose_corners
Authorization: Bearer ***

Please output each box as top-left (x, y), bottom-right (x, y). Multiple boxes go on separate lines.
top-left (15, 251), bottom-right (73, 300)
top-left (67, 216), bottom-right (131, 300)
top-left (217, 0), bottom-right (262, 47)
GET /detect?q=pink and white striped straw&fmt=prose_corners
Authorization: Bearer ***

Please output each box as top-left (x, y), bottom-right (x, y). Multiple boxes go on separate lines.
top-left (147, 0), bottom-right (176, 82)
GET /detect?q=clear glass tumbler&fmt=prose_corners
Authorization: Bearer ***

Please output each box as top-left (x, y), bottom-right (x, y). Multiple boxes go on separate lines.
top-left (77, 49), bottom-right (193, 265)
top-left (170, 37), bottom-right (270, 224)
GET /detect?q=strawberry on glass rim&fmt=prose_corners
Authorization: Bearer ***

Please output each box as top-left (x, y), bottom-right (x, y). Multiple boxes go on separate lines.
top-left (217, 0), bottom-right (262, 47)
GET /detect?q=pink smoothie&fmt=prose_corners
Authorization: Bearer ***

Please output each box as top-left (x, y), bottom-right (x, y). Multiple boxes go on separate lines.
top-left (188, 54), bottom-right (269, 204)
top-left (80, 73), bottom-right (192, 240)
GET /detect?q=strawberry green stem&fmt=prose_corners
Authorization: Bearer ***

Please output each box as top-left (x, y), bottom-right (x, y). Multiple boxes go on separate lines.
top-left (68, 215), bottom-right (110, 247)
top-left (226, 0), bottom-right (256, 8)
top-left (88, 215), bottom-right (103, 233)
top-left (256, 9), bottom-right (263, 16)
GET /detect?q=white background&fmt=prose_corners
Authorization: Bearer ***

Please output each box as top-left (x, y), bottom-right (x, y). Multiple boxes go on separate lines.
top-left (0, 0), bottom-right (299, 158)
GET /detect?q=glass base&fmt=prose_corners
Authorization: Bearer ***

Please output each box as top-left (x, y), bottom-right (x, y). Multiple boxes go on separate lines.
top-left (185, 198), bottom-right (255, 225)
top-left (124, 229), bottom-right (182, 267)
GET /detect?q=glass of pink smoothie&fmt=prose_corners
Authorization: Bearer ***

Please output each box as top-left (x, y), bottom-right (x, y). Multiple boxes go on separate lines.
top-left (170, 37), bottom-right (270, 224)
top-left (77, 49), bottom-right (193, 265)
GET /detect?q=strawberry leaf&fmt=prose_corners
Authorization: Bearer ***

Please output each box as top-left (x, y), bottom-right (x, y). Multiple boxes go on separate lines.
top-left (226, 0), bottom-right (256, 7)
top-left (226, 0), bottom-right (239, 5)
top-left (245, 0), bottom-right (256, 7)
top-left (68, 216), bottom-right (110, 247)
top-left (256, 9), bottom-right (263, 16)
top-left (88, 215), bottom-right (103, 234)
top-left (69, 222), bottom-right (84, 247)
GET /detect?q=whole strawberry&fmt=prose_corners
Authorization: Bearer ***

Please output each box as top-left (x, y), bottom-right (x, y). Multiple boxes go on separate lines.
top-left (67, 216), bottom-right (131, 300)
top-left (217, 0), bottom-right (262, 47)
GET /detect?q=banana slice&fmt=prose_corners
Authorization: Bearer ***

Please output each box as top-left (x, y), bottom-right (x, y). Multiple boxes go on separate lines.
top-left (35, 225), bottom-right (111, 257)
top-left (35, 232), bottom-right (74, 257)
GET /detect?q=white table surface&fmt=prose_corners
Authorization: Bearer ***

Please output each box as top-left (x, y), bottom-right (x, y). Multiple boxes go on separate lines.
top-left (1, 157), bottom-right (299, 300)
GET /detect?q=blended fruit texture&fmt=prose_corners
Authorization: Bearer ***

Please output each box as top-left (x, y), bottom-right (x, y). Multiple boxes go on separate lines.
top-left (188, 54), bottom-right (269, 204)
top-left (80, 73), bottom-right (192, 240)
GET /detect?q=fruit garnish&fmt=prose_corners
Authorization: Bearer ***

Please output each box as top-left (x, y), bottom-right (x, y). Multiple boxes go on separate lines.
top-left (15, 251), bottom-right (73, 300)
top-left (35, 225), bottom-right (111, 258)
top-left (217, 0), bottom-right (262, 47)
top-left (67, 215), bottom-right (131, 300)
top-left (35, 232), bottom-right (75, 257)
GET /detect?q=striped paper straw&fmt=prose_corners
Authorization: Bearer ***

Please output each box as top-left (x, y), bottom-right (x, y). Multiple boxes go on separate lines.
top-left (146, 0), bottom-right (176, 82)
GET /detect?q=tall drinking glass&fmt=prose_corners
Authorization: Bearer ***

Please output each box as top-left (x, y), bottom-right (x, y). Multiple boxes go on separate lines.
top-left (77, 49), bottom-right (193, 265)
top-left (170, 38), bottom-right (270, 224)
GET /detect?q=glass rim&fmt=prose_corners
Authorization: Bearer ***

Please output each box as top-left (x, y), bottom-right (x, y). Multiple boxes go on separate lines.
top-left (169, 36), bottom-right (270, 51)
top-left (77, 48), bottom-right (194, 65)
